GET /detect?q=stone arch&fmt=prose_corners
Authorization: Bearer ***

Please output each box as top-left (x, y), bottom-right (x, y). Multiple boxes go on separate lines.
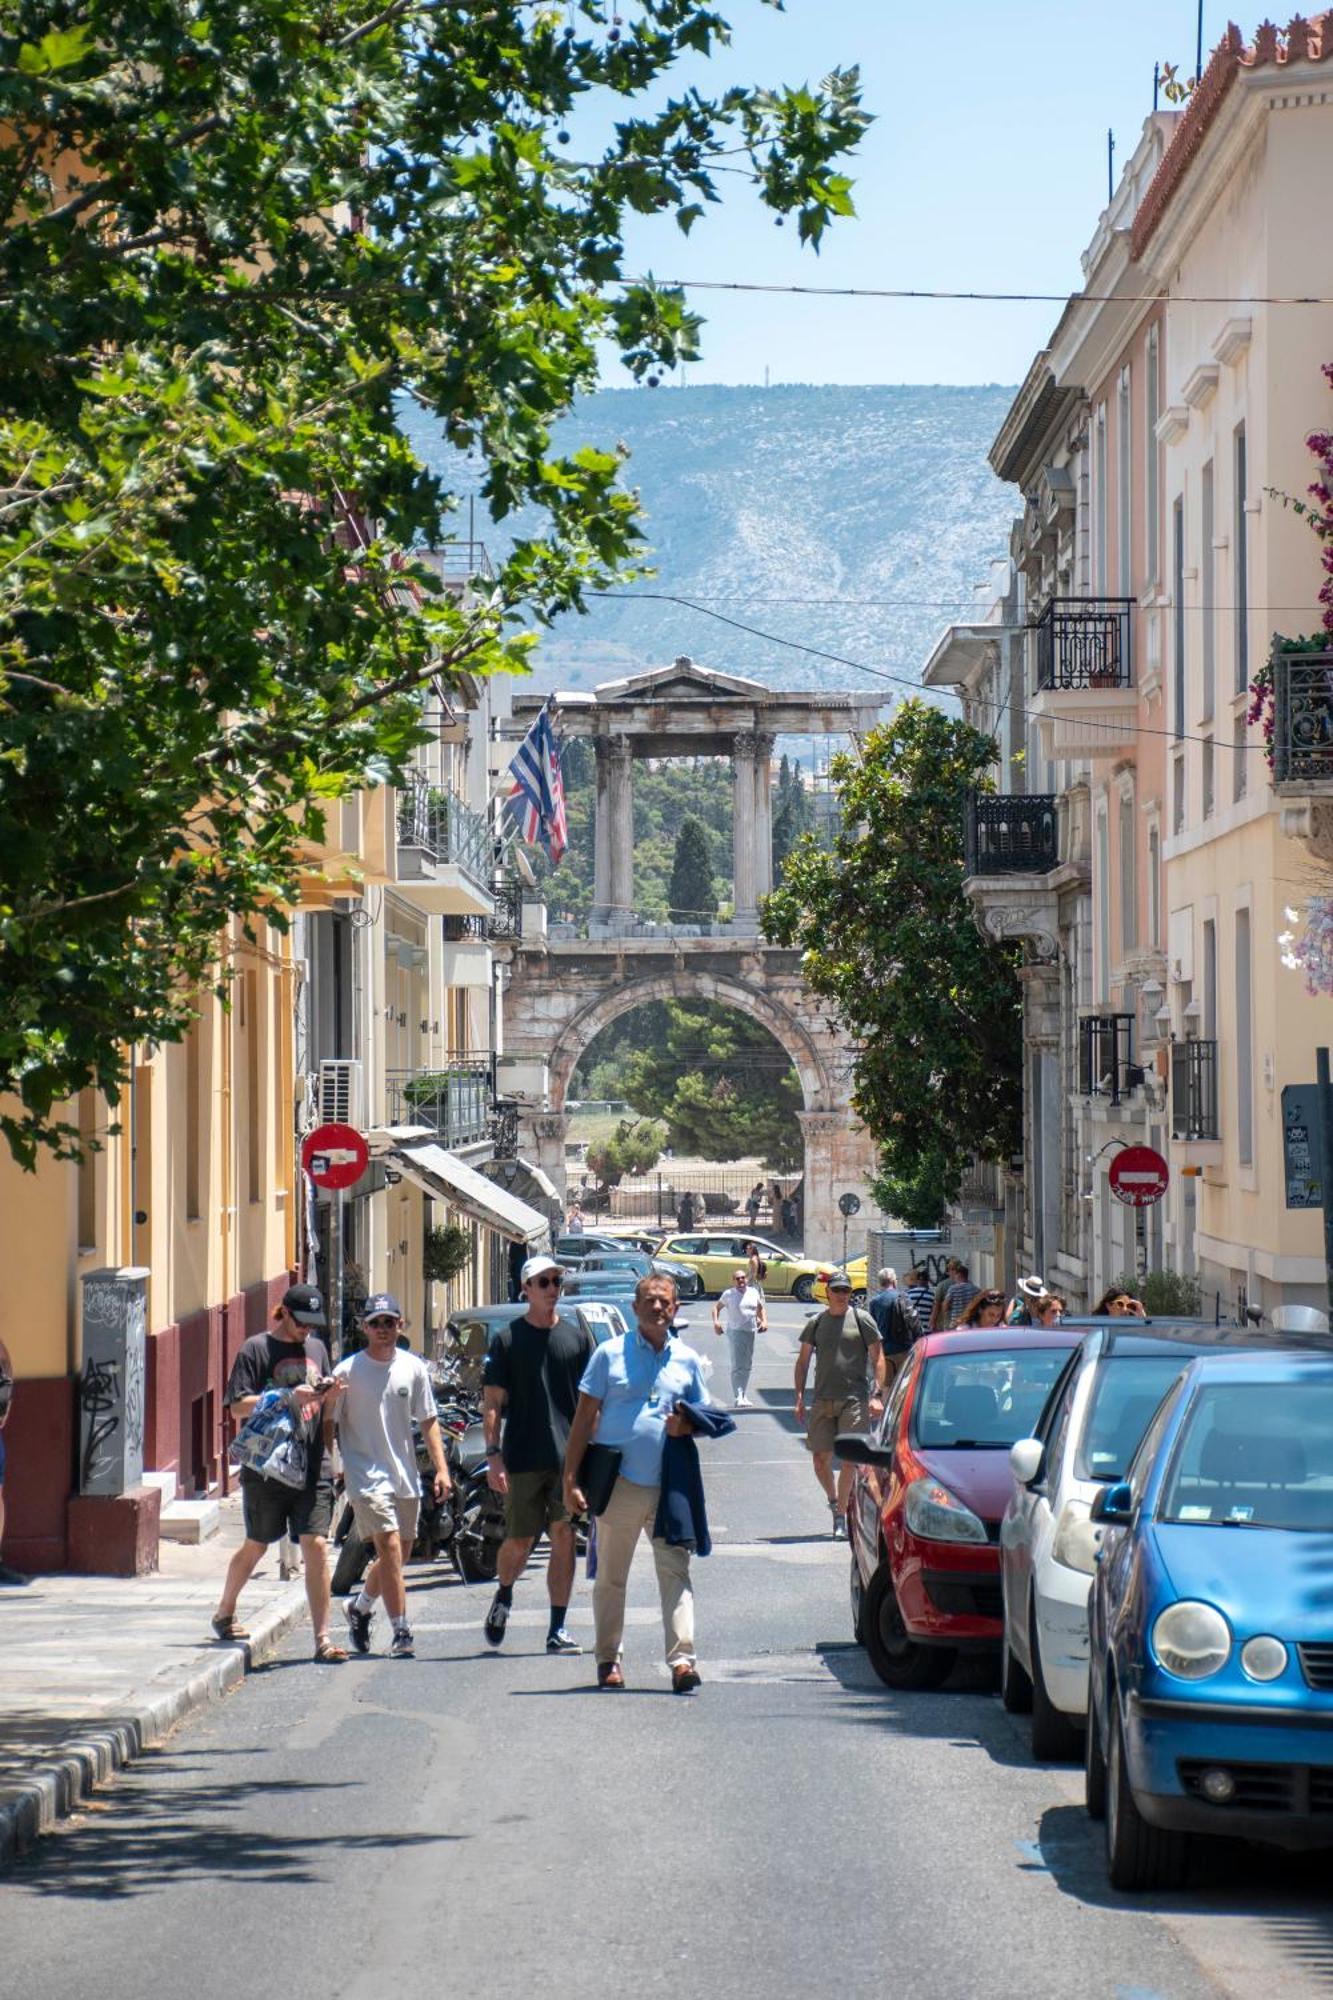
top-left (547, 970), bottom-right (834, 1115)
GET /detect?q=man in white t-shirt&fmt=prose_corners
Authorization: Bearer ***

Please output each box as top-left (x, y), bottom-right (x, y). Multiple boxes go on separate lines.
top-left (711, 1266), bottom-right (767, 1409)
top-left (331, 1294), bottom-right (450, 1659)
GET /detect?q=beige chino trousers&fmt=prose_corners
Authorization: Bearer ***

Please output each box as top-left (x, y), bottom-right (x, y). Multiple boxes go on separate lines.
top-left (593, 1475), bottom-right (695, 1668)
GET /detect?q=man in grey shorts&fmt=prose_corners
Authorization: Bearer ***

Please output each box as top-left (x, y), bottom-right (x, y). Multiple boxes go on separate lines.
top-left (333, 1294), bottom-right (450, 1659)
top-left (794, 1273), bottom-right (886, 1539)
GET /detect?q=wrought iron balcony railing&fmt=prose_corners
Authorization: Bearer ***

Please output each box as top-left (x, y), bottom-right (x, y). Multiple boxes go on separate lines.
top-left (1171, 1038), bottom-right (1219, 1142)
top-left (1035, 597), bottom-right (1134, 692)
top-left (964, 791), bottom-right (1059, 876)
top-left (486, 877), bottom-right (524, 941)
top-left (442, 913), bottom-right (487, 943)
top-left (1273, 648), bottom-right (1333, 784)
top-left (397, 779), bottom-right (493, 890)
top-left (1079, 1013), bottom-right (1143, 1104)
top-left (386, 1057), bottom-right (494, 1148)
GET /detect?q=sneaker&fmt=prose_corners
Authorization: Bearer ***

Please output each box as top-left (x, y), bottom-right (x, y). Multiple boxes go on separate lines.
top-left (391, 1626), bottom-right (415, 1659)
top-left (672, 1662), bottom-right (702, 1695)
top-left (345, 1598), bottom-right (372, 1655)
top-left (831, 1511), bottom-right (848, 1541)
top-left (483, 1592), bottom-right (510, 1647)
top-left (734, 1392), bottom-right (751, 1409)
top-left (546, 1627), bottom-right (581, 1655)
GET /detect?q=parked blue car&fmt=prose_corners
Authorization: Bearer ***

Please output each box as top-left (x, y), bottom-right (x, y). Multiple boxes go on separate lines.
top-left (1086, 1348), bottom-right (1333, 1889)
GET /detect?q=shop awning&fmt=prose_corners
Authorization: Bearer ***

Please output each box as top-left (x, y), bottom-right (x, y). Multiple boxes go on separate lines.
top-left (391, 1140), bottom-right (550, 1245)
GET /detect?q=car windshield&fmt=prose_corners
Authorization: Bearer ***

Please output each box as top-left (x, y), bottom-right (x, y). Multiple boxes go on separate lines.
top-left (1159, 1381), bottom-right (1333, 1529)
top-left (1074, 1355), bottom-right (1191, 1481)
top-left (913, 1347), bottom-right (1073, 1449)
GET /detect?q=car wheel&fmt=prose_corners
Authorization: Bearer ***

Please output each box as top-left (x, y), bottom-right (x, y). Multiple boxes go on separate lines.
top-left (1030, 1611), bottom-right (1083, 1761)
top-left (1000, 1621), bottom-right (1033, 1714)
top-left (1085, 1690), bottom-right (1107, 1820)
top-left (850, 1553), bottom-right (867, 1645)
top-left (1105, 1694), bottom-right (1186, 1891)
top-left (852, 1288), bottom-right (867, 1307)
top-left (863, 1562), bottom-right (955, 1691)
top-left (792, 1275), bottom-right (817, 1305)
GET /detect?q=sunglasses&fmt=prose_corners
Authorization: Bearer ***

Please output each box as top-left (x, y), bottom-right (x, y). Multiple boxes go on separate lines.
top-left (531, 1273), bottom-right (563, 1290)
top-left (365, 1315), bottom-right (398, 1329)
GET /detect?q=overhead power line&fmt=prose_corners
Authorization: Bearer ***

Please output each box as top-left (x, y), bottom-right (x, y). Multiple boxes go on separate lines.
top-left (654, 278), bottom-right (1333, 308)
top-left (587, 589), bottom-right (1276, 754)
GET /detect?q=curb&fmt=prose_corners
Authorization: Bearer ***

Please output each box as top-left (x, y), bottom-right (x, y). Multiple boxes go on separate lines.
top-left (0, 1581), bottom-right (308, 1867)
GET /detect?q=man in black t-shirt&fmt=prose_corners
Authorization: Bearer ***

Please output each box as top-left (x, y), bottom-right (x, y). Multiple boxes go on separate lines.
top-left (480, 1254), bottom-right (596, 1656)
top-left (211, 1284), bottom-right (347, 1662)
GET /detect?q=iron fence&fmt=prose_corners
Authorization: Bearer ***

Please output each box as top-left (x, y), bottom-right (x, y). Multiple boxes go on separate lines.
top-left (397, 778), bottom-right (493, 889)
top-left (1035, 597), bottom-right (1134, 691)
top-left (1272, 648), bottom-right (1333, 784)
top-left (486, 877), bottom-right (524, 940)
top-left (1171, 1038), bottom-right (1219, 1142)
top-left (1079, 1013), bottom-right (1139, 1103)
top-left (964, 791), bottom-right (1059, 875)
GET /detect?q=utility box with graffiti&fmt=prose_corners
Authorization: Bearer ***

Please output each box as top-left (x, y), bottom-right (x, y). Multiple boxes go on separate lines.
top-left (78, 1267), bottom-right (149, 1497)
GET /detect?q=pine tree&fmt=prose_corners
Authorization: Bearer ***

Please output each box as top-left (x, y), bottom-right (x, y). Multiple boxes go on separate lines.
top-left (668, 814), bottom-right (717, 924)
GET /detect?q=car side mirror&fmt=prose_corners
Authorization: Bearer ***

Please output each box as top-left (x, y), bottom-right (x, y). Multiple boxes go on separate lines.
top-left (1009, 1437), bottom-right (1044, 1487)
top-left (1090, 1480), bottom-right (1134, 1527)
top-left (834, 1432), bottom-right (893, 1469)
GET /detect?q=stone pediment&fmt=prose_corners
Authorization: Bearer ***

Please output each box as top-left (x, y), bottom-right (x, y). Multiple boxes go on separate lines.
top-left (593, 656), bottom-right (767, 705)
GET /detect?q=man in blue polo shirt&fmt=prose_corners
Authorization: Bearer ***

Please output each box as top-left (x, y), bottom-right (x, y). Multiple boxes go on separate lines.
top-left (563, 1272), bottom-right (708, 1694)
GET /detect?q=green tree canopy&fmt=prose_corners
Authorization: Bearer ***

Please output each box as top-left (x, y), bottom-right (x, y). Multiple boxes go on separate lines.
top-left (667, 812), bottom-right (716, 924)
top-left (763, 700), bottom-right (1022, 1227)
top-left (618, 999), bottom-right (802, 1167)
top-left (586, 1117), bottom-right (665, 1190)
top-left (771, 754), bottom-right (814, 879)
top-left (0, 2), bottom-right (867, 1163)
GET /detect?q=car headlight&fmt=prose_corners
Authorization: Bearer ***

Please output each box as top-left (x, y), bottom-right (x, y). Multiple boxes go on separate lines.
top-left (1240, 1635), bottom-right (1288, 1682)
top-left (904, 1476), bottom-right (988, 1545)
top-left (1051, 1498), bottom-right (1101, 1576)
top-left (1151, 1600), bottom-right (1231, 1679)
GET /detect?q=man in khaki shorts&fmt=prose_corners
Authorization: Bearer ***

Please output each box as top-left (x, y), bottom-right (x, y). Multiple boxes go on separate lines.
top-left (480, 1254), bottom-right (595, 1654)
top-left (794, 1272), bottom-right (886, 1540)
top-left (332, 1294), bottom-right (450, 1659)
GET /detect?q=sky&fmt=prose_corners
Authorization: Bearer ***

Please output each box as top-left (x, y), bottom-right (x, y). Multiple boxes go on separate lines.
top-left (594, 0), bottom-right (1233, 387)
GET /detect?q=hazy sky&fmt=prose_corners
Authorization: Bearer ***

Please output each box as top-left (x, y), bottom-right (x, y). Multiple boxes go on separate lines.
top-left (601, 0), bottom-right (1229, 387)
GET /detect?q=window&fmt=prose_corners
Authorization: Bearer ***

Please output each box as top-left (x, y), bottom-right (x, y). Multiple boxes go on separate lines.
top-left (1096, 810), bottom-right (1111, 998)
top-left (1117, 367), bottom-right (1132, 597)
top-left (1145, 327), bottom-right (1160, 585)
top-left (1094, 404), bottom-right (1108, 593)
top-left (1235, 909), bottom-right (1253, 1166)
top-left (185, 1021), bottom-right (203, 1221)
top-left (1172, 754), bottom-right (1186, 835)
top-left (1233, 713), bottom-right (1248, 801)
top-left (245, 968), bottom-right (261, 1203)
top-left (1201, 460), bottom-right (1214, 722)
top-left (1202, 735), bottom-right (1215, 818)
top-left (1118, 790), bottom-right (1137, 954)
top-left (273, 960), bottom-right (291, 1202)
top-left (1234, 423), bottom-right (1249, 694)
top-left (1203, 918), bottom-right (1217, 1040)
top-left (1172, 496), bottom-right (1185, 739)
top-left (1148, 826), bottom-right (1161, 945)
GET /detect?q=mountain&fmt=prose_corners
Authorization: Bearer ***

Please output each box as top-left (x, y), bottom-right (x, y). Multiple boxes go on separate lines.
top-left (399, 381), bottom-right (1019, 705)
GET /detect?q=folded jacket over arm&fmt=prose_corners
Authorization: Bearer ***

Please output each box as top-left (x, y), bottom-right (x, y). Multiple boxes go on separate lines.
top-left (653, 1399), bottom-right (736, 1555)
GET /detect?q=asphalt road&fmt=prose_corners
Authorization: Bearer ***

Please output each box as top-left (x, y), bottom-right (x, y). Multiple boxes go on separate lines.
top-left (6, 1302), bottom-right (1333, 2000)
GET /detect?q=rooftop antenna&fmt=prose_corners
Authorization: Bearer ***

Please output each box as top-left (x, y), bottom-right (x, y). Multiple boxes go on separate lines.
top-left (764, 364), bottom-right (770, 390)
top-left (1153, 59), bottom-right (1160, 110)
top-left (1107, 127), bottom-right (1116, 202)
top-left (1196, 0), bottom-right (1204, 81)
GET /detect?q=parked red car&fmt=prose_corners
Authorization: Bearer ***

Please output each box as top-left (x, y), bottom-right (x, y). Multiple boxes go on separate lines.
top-left (840, 1327), bottom-right (1079, 1690)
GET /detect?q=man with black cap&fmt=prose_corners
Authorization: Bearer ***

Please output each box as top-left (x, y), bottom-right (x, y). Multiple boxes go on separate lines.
top-left (481, 1252), bottom-right (596, 1653)
top-left (212, 1283), bottom-right (346, 1661)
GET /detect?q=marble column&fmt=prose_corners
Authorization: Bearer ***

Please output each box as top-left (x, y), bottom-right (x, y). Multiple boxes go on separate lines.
top-left (591, 739), bottom-right (612, 924)
top-left (753, 731), bottom-right (775, 899)
top-left (607, 735), bottom-right (634, 920)
top-left (732, 730), bottom-right (758, 925)
top-left (795, 1109), bottom-right (842, 1261)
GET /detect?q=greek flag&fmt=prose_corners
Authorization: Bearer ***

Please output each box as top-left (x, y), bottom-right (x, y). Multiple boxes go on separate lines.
top-left (505, 701), bottom-right (568, 865)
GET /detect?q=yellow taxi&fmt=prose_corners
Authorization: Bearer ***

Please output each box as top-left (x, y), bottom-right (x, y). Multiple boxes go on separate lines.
top-left (652, 1232), bottom-right (829, 1301)
top-left (812, 1254), bottom-right (869, 1306)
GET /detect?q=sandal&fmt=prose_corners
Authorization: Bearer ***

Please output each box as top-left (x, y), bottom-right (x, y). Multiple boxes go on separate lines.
top-left (314, 1637), bottom-right (349, 1663)
top-left (211, 1612), bottom-right (250, 1642)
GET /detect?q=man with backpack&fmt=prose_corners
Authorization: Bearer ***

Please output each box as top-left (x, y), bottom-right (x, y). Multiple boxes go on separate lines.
top-left (793, 1272), bottom-right (887, 1540)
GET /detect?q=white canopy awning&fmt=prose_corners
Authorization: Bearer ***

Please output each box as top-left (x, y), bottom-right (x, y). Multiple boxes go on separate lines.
top-left (391, 1141), bottom-right (550, 1245)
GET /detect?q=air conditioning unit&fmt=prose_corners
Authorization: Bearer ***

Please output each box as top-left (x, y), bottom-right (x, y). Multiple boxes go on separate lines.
top-left (317, 1059), bottom-right (363, 1127)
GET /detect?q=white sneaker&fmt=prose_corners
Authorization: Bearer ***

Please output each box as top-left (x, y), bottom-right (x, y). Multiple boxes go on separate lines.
top-left (734, 1391), bottom-right (751, 1408)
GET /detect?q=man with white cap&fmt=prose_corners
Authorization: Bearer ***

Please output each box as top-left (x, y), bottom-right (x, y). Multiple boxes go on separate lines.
top-left (481, 1253), bottom-right (597, 1654)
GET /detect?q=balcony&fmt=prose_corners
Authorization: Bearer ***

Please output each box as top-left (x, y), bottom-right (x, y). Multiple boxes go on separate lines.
top-left (1272, 648), bottom-right (1333, 862)
top-left (386, 1058), bottom-right (493, 1149)
top-left (1031, 597), bottom-right (1137, 759)
top-left (486, 877), bottom-right (524, 942)
top-left (395, 779), bottom-right (495, 915)
top-left (1171, 1038), bottom-right (1219, 1145)
top-left (964, 792), bottom-right (1059, 877)
top-left (1079, 1013), bottom-right (1143, 1105)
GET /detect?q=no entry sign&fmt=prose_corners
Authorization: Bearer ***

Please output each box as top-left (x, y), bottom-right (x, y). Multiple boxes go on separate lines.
top-left (1108, 1145), bottom-right (1169, 1208)
top-left (301, 1122), bottom-right (369, 1190)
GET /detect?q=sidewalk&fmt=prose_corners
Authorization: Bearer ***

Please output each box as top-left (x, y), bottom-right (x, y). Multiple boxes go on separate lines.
top-left (0, 1497), bottom-right (309, 1863)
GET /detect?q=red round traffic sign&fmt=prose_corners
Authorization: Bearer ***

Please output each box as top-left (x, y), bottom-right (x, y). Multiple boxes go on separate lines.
top-left (301, 1122), bottom-right (369, 1191)
top-left (1108, 1144), bottom-right (1169, 1207)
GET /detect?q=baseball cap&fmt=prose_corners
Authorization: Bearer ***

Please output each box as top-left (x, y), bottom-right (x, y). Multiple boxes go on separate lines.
top-left (521, 1254), bottom-right (563, 1285)
top-left (361, 1292), bottom-right (403, 1321)
top-left (281, 1283), bottom-right (327, 1328)
top-left (826, 1271), bottom-right (853, 1291)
